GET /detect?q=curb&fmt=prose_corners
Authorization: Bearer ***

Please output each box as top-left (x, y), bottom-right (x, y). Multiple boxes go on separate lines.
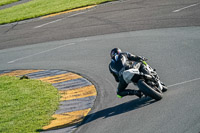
top-left (0, 69), bottom-right (97, 133)
top-left (40, 5), bottom-right (96, 19)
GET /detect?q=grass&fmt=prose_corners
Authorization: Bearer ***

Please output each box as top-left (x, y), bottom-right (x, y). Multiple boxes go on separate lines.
top-left (0, 0), bottom-right (114, 24)
top-left (0, 0), bottom-right (19, 6)
top-left (0, 76), bottom-right (60, 133)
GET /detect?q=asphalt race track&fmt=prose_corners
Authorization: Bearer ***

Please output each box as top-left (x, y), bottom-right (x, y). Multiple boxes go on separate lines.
top-left (1, 0), bottom-right (200, 50)
top-left (0, 0), bottom-right (200, 133)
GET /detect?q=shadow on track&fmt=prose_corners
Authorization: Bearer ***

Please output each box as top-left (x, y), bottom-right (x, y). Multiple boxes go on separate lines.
top-left (37, 97), bottom-right (156, 132)
top-left (80, 97), bottom-right (156, 126)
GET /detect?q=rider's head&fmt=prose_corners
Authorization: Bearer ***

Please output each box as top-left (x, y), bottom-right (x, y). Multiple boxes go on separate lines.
top-left (110, 48), bottom-right (122, 60)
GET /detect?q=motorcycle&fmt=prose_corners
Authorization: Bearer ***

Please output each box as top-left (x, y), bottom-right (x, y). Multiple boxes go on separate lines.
top-left (123, 60), bottom-right (167, 101)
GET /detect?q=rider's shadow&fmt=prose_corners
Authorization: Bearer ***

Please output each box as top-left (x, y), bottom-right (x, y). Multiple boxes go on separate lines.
top-left (80, 97), bottom-right (156, 126)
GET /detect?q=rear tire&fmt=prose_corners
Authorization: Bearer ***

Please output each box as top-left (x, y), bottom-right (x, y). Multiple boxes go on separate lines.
top-left (138, 79), bottom-right (163, 101)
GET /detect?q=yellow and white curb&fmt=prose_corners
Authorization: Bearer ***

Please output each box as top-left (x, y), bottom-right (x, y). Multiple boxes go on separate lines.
top-left (0, 69), bottom-right (97, 132)
top-left (40, 5), bottom-right (96, 19)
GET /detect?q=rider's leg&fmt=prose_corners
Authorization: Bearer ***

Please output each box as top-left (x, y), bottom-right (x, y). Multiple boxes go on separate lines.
top-left (117, 77), bottom-right (143, 98)
top-left (116, 78), bottom-right (128, 98)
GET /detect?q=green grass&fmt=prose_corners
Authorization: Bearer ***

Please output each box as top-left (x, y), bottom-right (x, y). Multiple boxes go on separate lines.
top-left (0, 0), bottom-right (19, 6)
top-left (0, 0), bottom-right (114, 24)
top-left (0, 76), bottom-right (60, 133)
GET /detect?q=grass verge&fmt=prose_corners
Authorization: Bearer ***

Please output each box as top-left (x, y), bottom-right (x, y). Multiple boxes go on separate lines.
top-left (0, 0), bottom-right (114, 25)
top-left (0, 76), bottom-right (60, 133)
top-left (0, 0), bottom-right (19, 6)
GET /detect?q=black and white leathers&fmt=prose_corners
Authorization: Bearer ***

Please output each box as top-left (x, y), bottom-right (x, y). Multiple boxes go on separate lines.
top-left (109, 52), bottom-right (143, 82)
top-left (109, 52), bottom-right (144, 97)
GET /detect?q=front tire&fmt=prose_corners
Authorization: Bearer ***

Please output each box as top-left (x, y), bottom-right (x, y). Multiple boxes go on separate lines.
top-left (138, 79), bottom-right (163, 101)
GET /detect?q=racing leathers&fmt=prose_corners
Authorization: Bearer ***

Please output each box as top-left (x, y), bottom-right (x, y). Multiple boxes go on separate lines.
top-left (109, 52), bottom-right (146, 98)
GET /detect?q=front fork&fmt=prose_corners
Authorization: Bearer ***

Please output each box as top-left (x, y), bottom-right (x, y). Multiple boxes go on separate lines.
top-left (142, 61), bottom-right (163, 91)
top-left (157, 80), bottom-right (163, 91)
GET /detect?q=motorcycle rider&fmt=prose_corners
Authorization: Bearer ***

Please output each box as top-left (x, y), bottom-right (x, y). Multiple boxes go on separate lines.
top-left (109, 48), bottom-right (147, 98)
top-left (109, 48), bottom-right (167, 99)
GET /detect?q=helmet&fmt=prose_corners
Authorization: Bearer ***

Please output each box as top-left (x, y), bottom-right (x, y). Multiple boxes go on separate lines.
top-left (110, 48), bottom-right (122, 59)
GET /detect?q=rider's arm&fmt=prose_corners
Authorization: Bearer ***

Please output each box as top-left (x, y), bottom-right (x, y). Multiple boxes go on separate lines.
top-left (126, 52), bottom-right (147, 61)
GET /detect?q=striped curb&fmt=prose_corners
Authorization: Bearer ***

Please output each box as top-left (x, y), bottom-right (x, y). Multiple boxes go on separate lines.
top-left (0, 69), bottom-right (97, 133)
top-left (40, 5), bottom-right (96, 19)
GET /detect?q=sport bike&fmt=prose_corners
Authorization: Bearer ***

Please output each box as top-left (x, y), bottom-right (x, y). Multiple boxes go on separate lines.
top-left (123, 60), bottom-right (167, 100)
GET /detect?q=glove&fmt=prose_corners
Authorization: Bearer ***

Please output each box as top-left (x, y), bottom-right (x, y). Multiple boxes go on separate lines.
top-left (141, 56), bottom-right (148, 61)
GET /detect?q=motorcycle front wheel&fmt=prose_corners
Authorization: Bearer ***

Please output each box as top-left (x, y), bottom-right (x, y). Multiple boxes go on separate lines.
top-left (137, 79), bottom-right (163, 101)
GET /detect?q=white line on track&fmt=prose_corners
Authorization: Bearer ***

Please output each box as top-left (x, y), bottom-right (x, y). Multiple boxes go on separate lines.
top-left (34, 18), bottom-right (63, 29)
top-left (34, 9), bottom-right (91, 28)
top-left (68, 11), bottom-right (88, 18)
top-left (8, 43), bottom-right (75, 64)
top-left (173, 3), bottom-right (199, 13)
top-left (168, 77), bottom-right (200, 88)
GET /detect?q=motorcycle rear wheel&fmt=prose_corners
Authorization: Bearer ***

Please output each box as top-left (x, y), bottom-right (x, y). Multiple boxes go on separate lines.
top-left (138, 79), bottom-right (163, 101)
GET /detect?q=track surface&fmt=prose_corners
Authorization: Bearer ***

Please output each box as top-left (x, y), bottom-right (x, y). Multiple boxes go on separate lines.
top-left (0, 0), bottom-right (200, 49)
top-left (0, 0), bottom-right (200, 133)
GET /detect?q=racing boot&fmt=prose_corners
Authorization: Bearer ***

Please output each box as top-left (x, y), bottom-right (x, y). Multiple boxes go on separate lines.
top-left (129, 90), bottom-right (143, 98)
top-left (117, 90), bottom-right (143, 98)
